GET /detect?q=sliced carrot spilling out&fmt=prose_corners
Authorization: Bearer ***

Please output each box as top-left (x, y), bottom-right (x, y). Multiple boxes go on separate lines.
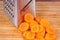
top-left (18, 29), bottom-right (22, 34)
top-left (18, 13), bottom-right (56, 40)
top-left (23, 31), bottom-right (35, 39)
top-left (35, 17), bottom-right (41, 24)
top-left (35, 25), bottom-right (45, 38)
top-left (29, 21), bottom-right (39, 33)
top-left (30, 21), bottom-right (37, 26)
top-left (46, 27), bottom-right (56, 34)
top-left (18, 22), bottom-right (29, 32)
top-left (24, 13), bottom-right (34, 23)
top-left (40, 19), bottom-right (50, 28)
top-left (40, 38), bottom-right (45, 40)
top-left (36, 30), bottom-right (45, 38)
top-left (45, 33), bottom-right (56, 40)
top-left (31, 25), bottom-right (39, 33)
top-left (30, 24), bottom-right (39, 33)
top-left (38, 25), bottom-right (45, 33)
top-left (23, 31), bottom-right (28, 37)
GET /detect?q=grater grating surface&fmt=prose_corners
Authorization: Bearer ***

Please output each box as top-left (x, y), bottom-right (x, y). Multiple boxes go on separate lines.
top-left (4, 0), bottom-right (18, 27)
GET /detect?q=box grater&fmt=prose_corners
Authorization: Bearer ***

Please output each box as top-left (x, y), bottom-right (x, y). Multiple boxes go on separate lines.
top-left (4, 0), bottom-right (36, 28)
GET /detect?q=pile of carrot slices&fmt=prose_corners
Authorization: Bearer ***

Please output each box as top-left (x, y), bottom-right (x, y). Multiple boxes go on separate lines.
top-left (18, 13), bottom-right (56, 40)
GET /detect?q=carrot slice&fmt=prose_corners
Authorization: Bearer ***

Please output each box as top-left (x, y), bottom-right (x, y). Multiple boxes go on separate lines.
top-left (30, 24), bottom-right (39, 33)
top-left (40, 38), bottom-right (45, 40)
top-left (35, 17), bottom-right (41, 24)
top-left (23, 31), bottom-right (35, 39)
top-left (45, 33), bottom-right (56, 40)
top-left (40, 19), bottom-right (50, 28)
top-left (46, 27), bottom-right (56, 34)
top-left (31, 25), bottom-right (39, 33)
top-left (23, 31), bottom-right (27, 37)
top-left (35, 25), bottom-right (45, 39)
top-left (36, 29), bottom-right (45, 38)
top-left (24, 13), bottom-right (34, 23)
top-left (17, 29), bottom-right (22, 34)
top-left (26, 31), bottom-right (35, 39)
top-left (30, 21), bottom-right (38, 26)
top-left (18, 22), bottom-right (29, 32)
top-left (38, 25), bottom-right (45, 33)
top-left (29, 21), bottom-right (39, 33)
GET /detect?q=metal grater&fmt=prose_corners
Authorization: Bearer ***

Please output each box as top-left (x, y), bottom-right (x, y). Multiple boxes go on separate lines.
top-left (4, 0), bottom-right (36, 28)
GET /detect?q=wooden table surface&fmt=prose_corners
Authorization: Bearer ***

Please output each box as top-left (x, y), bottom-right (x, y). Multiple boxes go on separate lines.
top-left (0, 1), bottom-right (60, 40)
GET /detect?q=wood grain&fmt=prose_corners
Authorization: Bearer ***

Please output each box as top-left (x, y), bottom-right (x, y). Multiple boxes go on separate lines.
top-left (0, 1), bottom-right (60, 40)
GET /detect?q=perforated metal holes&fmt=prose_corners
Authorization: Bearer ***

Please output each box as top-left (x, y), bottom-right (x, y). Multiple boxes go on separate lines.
top-left (4, 0), bottom-right (14, 19)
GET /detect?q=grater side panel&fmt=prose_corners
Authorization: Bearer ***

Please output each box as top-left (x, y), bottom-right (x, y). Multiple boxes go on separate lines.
top-left (4, 0), bottom-right (18, 27)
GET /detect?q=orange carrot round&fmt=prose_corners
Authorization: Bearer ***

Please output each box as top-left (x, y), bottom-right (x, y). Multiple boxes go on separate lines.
top-left (40, 19), bottom-right (50, 28)
top-left (30, 21), bottom-right (38, 26)
top-left (30, 24), bottom-right (39, 33)
top-left (46, 27), bottom-right (56, 34)
top-left (23, 31), bottom-right (35, 39)
top-left (36, 25), bottom-right (45, 38)
top-left (24, 13), bottom-right (34, 23)
top-left (29, 21), bottom-right (39, 33)
top-left (40, 38), bottom-right (45, 40)
top-left (35, 17), bottom-right (41, 24)
top-left (18, 22), bottom-right (29, 32)
top-left (23, 31), bottom-right (27, 37)
top-left (36, 29), bottom-right (45, 38)
top-left (45, 33), bottom-right (56, 40)
top-left (17, 29), bottom-right (22, 34)
top-left (38, 25), bottom-right (45, 33)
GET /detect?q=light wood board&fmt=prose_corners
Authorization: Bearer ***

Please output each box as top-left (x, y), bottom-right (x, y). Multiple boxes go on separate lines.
top-left (0, 1), bottom-right (60, 40)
